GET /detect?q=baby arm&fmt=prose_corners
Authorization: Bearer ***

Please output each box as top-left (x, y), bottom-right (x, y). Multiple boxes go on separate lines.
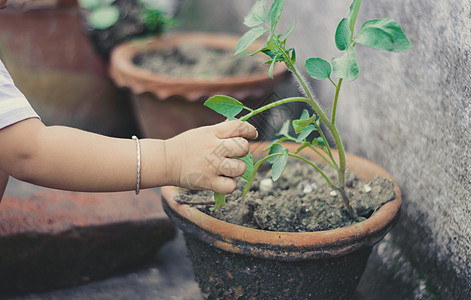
top-left (0, 118), bottom-right (257, 194)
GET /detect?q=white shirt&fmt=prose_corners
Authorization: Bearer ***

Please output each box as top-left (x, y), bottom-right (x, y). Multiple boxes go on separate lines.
top-left (0, 59), bottom-right (39, 129)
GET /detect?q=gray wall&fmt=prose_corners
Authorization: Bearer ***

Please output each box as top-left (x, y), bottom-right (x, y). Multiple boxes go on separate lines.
top-left (179, 0), bottom-right (471, 297)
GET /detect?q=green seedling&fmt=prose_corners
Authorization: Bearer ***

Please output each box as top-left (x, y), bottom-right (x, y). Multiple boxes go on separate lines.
top-left (79, 0), bottom-right (174, 31)
top-left (205, 0), bottom-right (412, 216)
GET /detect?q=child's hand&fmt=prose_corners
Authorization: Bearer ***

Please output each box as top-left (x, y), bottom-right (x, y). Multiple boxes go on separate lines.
top-left (165, 120), bottom-right (258, 194)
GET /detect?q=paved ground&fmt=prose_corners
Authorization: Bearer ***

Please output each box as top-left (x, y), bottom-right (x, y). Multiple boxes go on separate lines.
top-left (1, 179), bottom-right (439, 300)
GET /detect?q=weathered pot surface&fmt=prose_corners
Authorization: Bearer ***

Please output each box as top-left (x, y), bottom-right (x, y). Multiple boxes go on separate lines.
top-left (161, 142), bottom-right (402, 299)
top-left (109, 32), bottom-right (288, 101)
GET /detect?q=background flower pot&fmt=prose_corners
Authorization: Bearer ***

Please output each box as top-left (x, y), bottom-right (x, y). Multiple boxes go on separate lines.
top-left (161, 142), bottom-right (402, 299)
top-left (0, 0), bottom-right (138, 137)
top-left (109, 32), bottom-right (289, 139)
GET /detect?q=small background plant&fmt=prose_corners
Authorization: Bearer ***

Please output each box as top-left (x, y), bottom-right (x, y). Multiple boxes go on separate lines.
top-left (78, 0), bottom-right (174, 31)
top-left (204, 0), bottom-right (411, 216)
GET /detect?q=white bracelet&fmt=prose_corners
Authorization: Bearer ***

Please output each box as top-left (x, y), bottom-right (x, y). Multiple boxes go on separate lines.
top-left (132, 135), bottom-right (141, 195)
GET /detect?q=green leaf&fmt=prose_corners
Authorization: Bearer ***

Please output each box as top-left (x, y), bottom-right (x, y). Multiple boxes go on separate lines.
top-left (290, 48), bottom-right (296, 64)
top-left (89, 6), bottom-right (120, 30)
top-left (335, 18), bottom-right (351, 51)
top-left (268, 53), bottom-right (280, 79)
top-left (271, 148), bottom-right (288, 181)
top-left (292, 109), bottom-right (314, 134)
top-left (243, 0), bottom-right (266, 27)
top-left (78, 0), bottom-right (100, 10)
top-left (263, 137), bottom-right (287, 152)
top-left (299, 109), bottom-right (310, 120)
top-left (262, 48), bottom-right (278, 60)
top-left (250, 45), bottom-right (268, 56)
top-left (347, 0), bottom-right (362, 37)
top-left (235, 26), bottom-right (269, 55)
top-left (354, 18), bottom-right (412, 52)
top-left (204, 95), bottom-right (244, 119)
top-left (238, 153), bottom-right (254, 181)
top-left (268, 0), bottom-right (284, 33)
top-left (312, 137), bottom-right (326, 147)
top-left (266, 143), bottom-right (285, 163)
top-left (268, 143), bottom-right (285, 155)
top-left (266, 36), bottom-right (279, 53)
top-left (305, 58), bottom-right (331, 80)
top-left (293, 118), bottom-right (313, 134)
top-left (331, 46), bottom-right (359, 81)
top-left (210, 192), bottom-right (226, 211)
top-left (283, 21), bottom-right (296, 42)
top-left (277, 120), bottom-right (291, 137)
top-left (296, 124), bottom-right (317, 143)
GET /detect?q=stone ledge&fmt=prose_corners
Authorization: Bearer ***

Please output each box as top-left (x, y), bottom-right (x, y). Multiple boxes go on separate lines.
top-left (0, 188), bottom-right (176, 291)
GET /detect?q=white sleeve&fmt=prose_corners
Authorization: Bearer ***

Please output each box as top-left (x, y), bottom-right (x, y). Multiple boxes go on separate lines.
top-left (0, 59), bottom-right (40, 130)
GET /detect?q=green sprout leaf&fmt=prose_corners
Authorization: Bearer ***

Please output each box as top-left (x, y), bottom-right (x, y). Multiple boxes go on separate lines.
top-left (331, 46), bottom-right (359, 81)
top-left (235, 26), bottom-right (269, 55)
top-left (290, 48), bottom-right (297, 64)
top-left (266, 36), bottom-right (280, 53)
top-left (204, 95), bottom-right (244, 119)
top-left (268, 0), bottom-right (284, 33)
top-left (292, 109), bottom-right (314, 134)
top-left (210, 192), bottom-right (226, 211)
top-left (305, 58), bottom-right (331, 80)
top-left (296, 124), bottom-right (317, 143)
top-left (266, 143), bottom-right (285, 163)
top-left (243, 0), bottom-right (266, 27)
top-left (89, 6), bottom-right (120, 30)
top-left (312, 136), bottom-right (326, 147)
top-left (335, 18), bottom-right (351, 51)
top-left (277, 120), bottom-right (291, 137)
top-left (354, 18), bottom-right (413, 52)
top-left (239, 153), bottom-right (254, 181)
top-left (283, 22), bottom-right (296, 42)
top-left (271, 148), bottom-right (289, 181)
top-left (268, 53), bottom-right (281, 79)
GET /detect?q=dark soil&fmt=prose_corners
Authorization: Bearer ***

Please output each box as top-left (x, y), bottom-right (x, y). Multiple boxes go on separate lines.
top-left (175, 161), bottom-right (396, 232)
top-left (133, 43), bottom-right (268, 79)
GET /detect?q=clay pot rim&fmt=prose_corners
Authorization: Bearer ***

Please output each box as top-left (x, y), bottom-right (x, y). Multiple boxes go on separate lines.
top-left (109, 32), bottom-right (288, 99)
top-left (162, 141), bottom-right (402, 259)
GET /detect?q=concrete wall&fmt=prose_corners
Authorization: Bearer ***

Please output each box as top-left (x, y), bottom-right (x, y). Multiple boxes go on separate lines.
top-left (179, 0), bottom-right (471, 298)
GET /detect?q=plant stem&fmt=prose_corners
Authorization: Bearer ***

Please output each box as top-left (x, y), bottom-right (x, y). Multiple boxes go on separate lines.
top-left (340, 187), bottom-right (357, 219)
top-left (331, 78), bottom-right (343, 126)
top-left (275, 41), bottom-right (354, 217)
top-left (239, 97), bottom-right (311, 121)
top-left (287, 153), bottom-right (337, 189)
top-left (307, 144), bottom-right (337, 169)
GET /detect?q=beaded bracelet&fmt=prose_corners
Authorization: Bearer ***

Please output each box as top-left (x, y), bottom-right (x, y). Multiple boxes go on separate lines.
top-left (132, 135), bottom-right (141, 195)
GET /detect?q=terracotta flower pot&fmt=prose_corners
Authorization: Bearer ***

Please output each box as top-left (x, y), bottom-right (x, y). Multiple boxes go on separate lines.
top-left (109, 33), bottom-right (289, 139)
top-left (161, 142), bottom-right (402, 299)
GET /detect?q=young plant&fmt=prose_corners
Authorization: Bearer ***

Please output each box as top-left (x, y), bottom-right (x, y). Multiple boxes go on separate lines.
top-left (204, 0), bottom-right (412, 216)
top-left (79, 0), bottom-right (174, 31)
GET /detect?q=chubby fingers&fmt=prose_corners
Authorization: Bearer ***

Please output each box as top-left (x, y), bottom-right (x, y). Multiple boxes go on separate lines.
top-left (214, 120), bottom-right (258, 140)
top-left (213, 177), bottom-right (238, 195)
top-left (217, 137), bottom-right (250, 158)
top-left (218, 158), bottom-right (247, 177)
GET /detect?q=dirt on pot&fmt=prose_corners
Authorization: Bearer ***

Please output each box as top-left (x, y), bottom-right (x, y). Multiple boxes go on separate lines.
top-left (175, 161), bottom-right (396, 232)
top-left (133, 43), bottom-right (268, 80)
